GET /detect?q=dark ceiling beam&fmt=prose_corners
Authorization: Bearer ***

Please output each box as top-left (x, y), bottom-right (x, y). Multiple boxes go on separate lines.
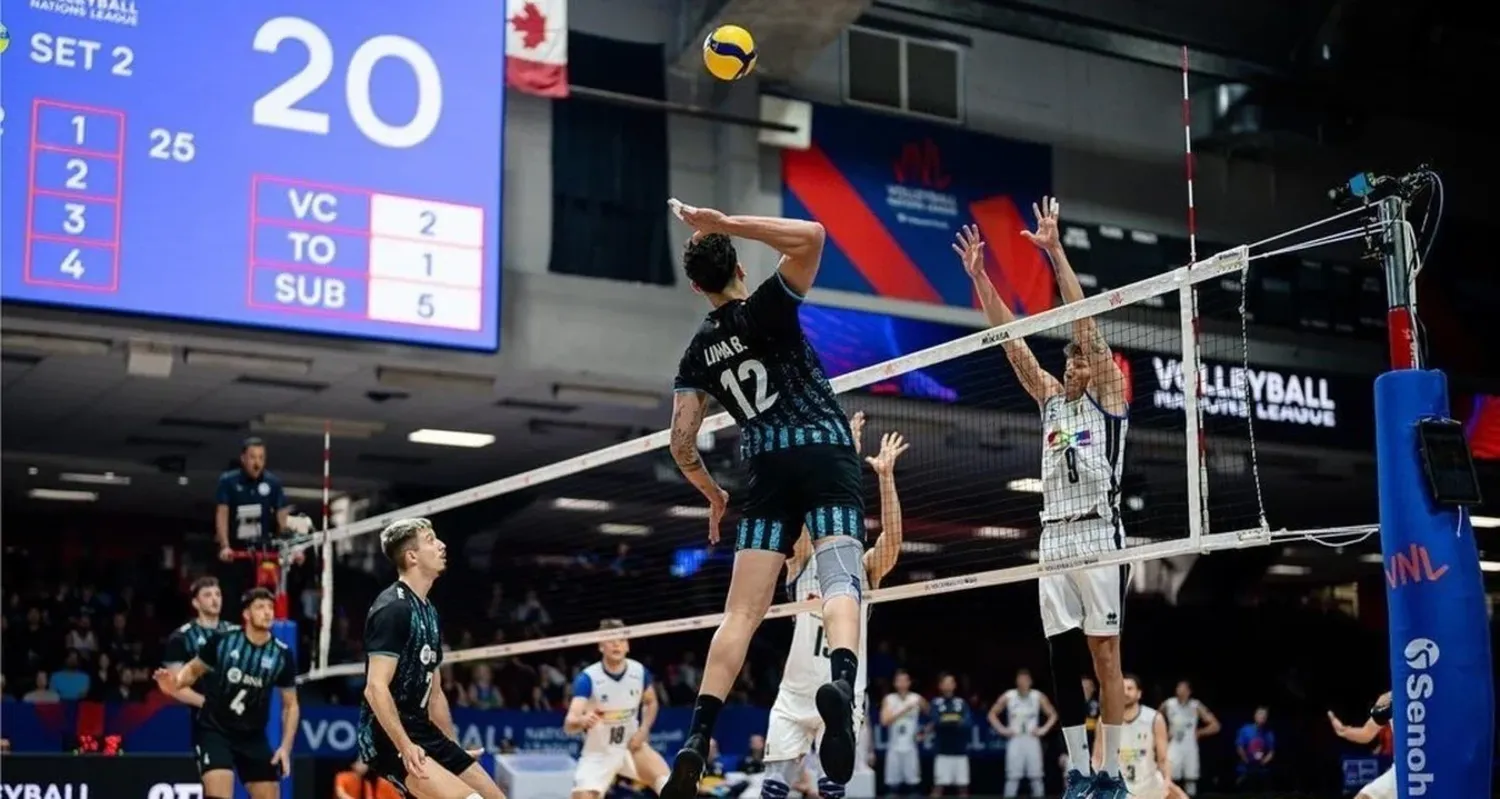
top-left (874, 0), bottom-right (1289, 83)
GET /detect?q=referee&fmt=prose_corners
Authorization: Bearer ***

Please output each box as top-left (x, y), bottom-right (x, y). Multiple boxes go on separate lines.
top-left (213, 437), bottom-right (289, 615)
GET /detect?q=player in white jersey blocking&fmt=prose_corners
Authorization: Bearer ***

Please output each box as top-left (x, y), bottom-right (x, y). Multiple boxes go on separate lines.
top-left (762, 419), bottom-right (909, 799)
top-left (1328, 691), bottom-right (1395, 799)
top-left (564, 620), bottom-right (670, 798)
top-left (987, 669), bottom-right (1057, 797)
top-left (880, 670), bottom-right (927, 795)
top-left (955, 199), bottom-right (1132, 799)
top-left (1159, 680), bottom-right (1220, 796)
top-left (1118, 675), bottom-right (1186, 799)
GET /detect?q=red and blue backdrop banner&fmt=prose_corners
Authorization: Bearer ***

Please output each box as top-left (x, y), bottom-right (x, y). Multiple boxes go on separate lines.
top-left (782, 103), bottom-right (1053, 315)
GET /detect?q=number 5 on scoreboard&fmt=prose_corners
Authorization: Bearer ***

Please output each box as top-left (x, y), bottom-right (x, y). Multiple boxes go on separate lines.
top-left (60, 249), bottom-right (85, 279)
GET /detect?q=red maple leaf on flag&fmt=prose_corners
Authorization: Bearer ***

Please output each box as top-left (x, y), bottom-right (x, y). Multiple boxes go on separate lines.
top-left (511, 2), bottom-right (549, 50)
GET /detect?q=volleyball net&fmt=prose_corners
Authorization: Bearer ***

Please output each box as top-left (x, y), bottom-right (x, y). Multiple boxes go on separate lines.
top-left (291, 207), bottom-right (1387, 682)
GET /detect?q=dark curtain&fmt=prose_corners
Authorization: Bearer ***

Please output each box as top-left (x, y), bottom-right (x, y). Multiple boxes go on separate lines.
top-left (549, 33), bottom-right (673, 285)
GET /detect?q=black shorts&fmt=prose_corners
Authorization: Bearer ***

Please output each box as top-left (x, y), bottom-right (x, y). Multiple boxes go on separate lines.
top-left (736, 444), bottom-right (865, 554)
top-left (363, 717), bottom-right (476, 795)
top-left (195, 726), bottom-right (279, 784)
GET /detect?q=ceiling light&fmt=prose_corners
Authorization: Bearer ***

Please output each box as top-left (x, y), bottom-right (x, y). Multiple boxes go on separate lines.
top-left (29, 488), bottom-right (99, 502)
top-left (900, 541), bottom-right (941, 554)
top-left (975, 526), bottom-right (1027, 540)
top-left (1470, 515), bottom-right (1500, 529)
top-left (407, 429), bottom-right (495, 448)
top-left (1267, 564), bottom-right (1311, 576)
top-left (1359, 553), bottom-right (1384, 564)
top-left (256, 414), bottom-right (385, 439)
top-left (668, 505), bottom-right (709, 519)
top-left (599, 523), bottom-right (651, 536)
top-left (1480, 560), bottom-right (1500, 573)
top-left (177, 476), bottom-right (190, 486)
top-left (59, 471), bottom-right (131, 487)
top-left (554, 498), bottom-right (612, 512)
top-left (1007, 478), bottom-right (1043, 493)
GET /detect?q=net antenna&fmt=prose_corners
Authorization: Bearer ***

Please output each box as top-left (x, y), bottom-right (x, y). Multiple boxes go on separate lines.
top-left (317, 420), bottom-right (334, 673)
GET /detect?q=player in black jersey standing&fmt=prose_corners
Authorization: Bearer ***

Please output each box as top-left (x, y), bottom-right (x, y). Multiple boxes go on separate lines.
top-left (662, 201), bottom-right (867, 799)
top-left (358, 518), bottom-right (506, 799)
top-left (162, 576), bottom-right (236, 715)
top-left (153, 588), bottom-right (299, 799)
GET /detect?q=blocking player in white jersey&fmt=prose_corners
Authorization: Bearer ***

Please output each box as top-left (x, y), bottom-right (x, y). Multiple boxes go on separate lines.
top-left (564, 620), bottom-right (670, 799)
top-left (955, 200), bottom-right (1131, 799)
top-left (880, 670), bottom-right (927, 795)
top-left (986, 669), bottom-right (1057, 797)
top-left (1159, 680), bottom-right (1220, 796)
top-left (763, 419), bottom-right (909, 799)
top-left (1118, 675), bottom-right (1187, 799)
top-left (1328, 691), bottom-right (1395, 799)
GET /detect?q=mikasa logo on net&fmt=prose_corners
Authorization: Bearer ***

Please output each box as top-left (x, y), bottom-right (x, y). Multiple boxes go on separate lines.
top-left (1149, 358), bottom-right (1338, 428)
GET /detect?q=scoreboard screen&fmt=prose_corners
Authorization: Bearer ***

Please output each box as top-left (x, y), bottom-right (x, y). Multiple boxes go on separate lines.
top-left (1, 1), bottom-right (505, 351)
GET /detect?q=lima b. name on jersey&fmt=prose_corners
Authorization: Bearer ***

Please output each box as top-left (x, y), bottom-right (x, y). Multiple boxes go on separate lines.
top-left (1163, 697), bottom-right (1201, 744)
top-left (1120, 706), bottom-right (1164, 788)
top-left (196, 629), bottom-right (294, 733)
top-left (1040, 394), bottom-right (1127, 521)
top-left (781, 563), bottom-right (869, 703)
top-left (1001, 690), bottom-right (1043, 735)
top-left (573, 660), bottom-right (651, 753)
top-left (673, 275), bottom-right (852, 458)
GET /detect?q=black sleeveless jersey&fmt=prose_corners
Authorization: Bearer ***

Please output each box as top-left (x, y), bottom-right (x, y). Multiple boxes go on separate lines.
top-left (673, 274), bottom-right (852, 458)
top-left (196, 628), bottom-right (295, 733)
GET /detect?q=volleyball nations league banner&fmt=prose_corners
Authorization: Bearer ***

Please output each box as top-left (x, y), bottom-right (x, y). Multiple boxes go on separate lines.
top-left (782, 103), bottom-right (1053, 315)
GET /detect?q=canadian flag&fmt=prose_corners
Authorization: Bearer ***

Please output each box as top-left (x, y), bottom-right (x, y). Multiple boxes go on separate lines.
top-left (507, 0), bottom-right (569, 98)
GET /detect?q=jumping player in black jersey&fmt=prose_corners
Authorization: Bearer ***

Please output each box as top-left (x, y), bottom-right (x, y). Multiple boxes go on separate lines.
top-left (153, 588), bottom-right (298, 799)
top-left (162, 576), bottom-right (236, 717)
top-left (358, 518), bottom-right (506, 799)
top-left (662, 201), bottom-right (866, 799)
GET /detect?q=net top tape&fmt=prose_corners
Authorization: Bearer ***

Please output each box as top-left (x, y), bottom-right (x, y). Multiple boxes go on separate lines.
top-left (288, 246), bottom-right (1249, 557)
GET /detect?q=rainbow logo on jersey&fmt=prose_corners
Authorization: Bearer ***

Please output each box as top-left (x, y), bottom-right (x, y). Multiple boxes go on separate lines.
top-left (1046, 428), bottom-right (1093, 450)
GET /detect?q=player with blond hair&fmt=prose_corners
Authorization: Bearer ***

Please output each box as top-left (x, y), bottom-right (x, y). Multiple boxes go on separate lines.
top-left (565, 620), bottom-right (670, 798)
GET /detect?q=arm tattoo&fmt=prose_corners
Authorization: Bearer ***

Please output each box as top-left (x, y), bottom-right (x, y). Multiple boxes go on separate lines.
top-left (670, 400), bottom-right (706, 472)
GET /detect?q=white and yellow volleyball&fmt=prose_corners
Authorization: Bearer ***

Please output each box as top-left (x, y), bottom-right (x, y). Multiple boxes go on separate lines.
top-left (703, 24), bottom-right (757, 81)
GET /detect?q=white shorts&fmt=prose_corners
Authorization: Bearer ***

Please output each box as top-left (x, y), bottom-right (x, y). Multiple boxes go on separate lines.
top-left (574, 747), bottom-right (638, 794)
top-left (1124, 773), bottom-right (1167, 799)
top-left (884, 748), bottom-right (920, 787)
top-left (1361, 766), bottom-right (1396, 799)
top-left (765, 692), bottom-right (867, 763)
top-left (1039, 518), bottom-right (1130, 638)
top-left (933, 754), bottom-right (970, 787)
top-left (1167, 739), bottom-right (1200, 781)
top-left (1004, 735), bottom-right (1044, 779)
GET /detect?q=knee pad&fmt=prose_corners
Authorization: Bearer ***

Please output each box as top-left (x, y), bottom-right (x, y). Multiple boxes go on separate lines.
top-left (817, 775), bottom-right (846, 799)
top-left (761, 760), bottom-right (800, 798)
top-left (814, 535), bottom-right (865, 602)
top-left (1048, 628), bottom-right (1092, 726)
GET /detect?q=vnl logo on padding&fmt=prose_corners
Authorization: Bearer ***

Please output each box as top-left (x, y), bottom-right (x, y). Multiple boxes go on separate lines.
top-left (1401, 637), bottom-right (1440, 796)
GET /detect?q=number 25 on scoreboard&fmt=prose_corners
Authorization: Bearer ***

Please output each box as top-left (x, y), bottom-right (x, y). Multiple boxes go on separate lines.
top-left (252, 17), bottom-right (443, 149)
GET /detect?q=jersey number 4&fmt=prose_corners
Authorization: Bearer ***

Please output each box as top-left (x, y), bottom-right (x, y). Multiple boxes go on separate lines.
top-left (720, 360), bottom-right (778, 419)
top-left (229, 689), bottom-right (248, 716)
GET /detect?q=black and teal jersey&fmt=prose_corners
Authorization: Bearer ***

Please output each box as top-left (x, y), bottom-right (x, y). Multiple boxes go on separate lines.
top-left (164, 620), bottom-right (236, 666)
top-left (196, 628), bottom-right (295, 733)
top-left (673, 273), bottom-right (852, 458)
top-left (359, 581), bottom-right (443, 722)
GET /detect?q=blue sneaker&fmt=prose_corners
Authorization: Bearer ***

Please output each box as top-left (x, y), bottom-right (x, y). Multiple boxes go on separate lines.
top-left (1062, 769), bottom-right (1095, 799)
top-left (1091, 771), bottom-right (1130, 799)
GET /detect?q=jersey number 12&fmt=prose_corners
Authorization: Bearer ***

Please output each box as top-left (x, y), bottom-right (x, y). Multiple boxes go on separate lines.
top-left (720, 360), bottom-right (778, 418)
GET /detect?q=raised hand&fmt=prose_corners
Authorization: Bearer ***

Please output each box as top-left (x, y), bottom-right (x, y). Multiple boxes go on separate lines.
top-left (668, 198), bottom-right (727, 233)
top-left (952, 224), bottom-right (986, 278)
top-left (865, 432), bottom-right (910, 476)
top-left (849, 411), bottom-right (867, 455)
top-left (1020, 195), bottom-right (1061, 250)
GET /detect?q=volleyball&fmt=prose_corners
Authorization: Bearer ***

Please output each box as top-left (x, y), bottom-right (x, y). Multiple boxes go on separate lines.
top-left (703, 24), bottom-right (756, 81)
top-left (0, 24), bottom-right (11, 55)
